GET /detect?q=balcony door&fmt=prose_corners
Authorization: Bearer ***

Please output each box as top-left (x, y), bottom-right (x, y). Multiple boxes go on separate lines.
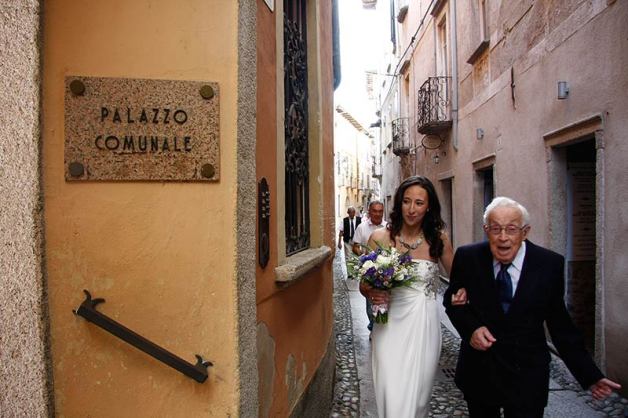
top-left (437, 14), bottom-right (451, 125)
top-left (436, 15), bottom-right (448, 77)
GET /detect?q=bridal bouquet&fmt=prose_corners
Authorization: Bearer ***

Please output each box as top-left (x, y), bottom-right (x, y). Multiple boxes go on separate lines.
top-left (347, 244), bottom-right (415, 324)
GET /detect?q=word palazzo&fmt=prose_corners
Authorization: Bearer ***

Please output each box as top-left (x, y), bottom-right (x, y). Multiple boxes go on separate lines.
top-left (100, 107), bottom-right (188, 125)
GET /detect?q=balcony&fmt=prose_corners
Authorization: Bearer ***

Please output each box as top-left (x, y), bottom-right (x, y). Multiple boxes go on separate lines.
top-left (417, 76), bottom-right (452, 135)
top-left (392, 117), bottom-right (411, 156)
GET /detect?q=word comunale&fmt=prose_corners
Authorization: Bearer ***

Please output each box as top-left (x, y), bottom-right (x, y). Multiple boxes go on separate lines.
top-left (95, 135), bottom-right (192, 152)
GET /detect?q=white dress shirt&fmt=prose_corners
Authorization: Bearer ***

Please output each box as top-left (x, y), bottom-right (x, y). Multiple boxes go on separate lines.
top-left (353, 219), bottom-right (387, 246)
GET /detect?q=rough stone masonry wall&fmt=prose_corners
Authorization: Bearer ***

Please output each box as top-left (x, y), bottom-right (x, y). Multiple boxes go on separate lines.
top-left (0, 1), bottom-right (52, 416)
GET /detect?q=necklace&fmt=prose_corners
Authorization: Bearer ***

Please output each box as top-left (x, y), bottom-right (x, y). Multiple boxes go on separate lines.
top-left (398, 232), bottom-right (424, 250)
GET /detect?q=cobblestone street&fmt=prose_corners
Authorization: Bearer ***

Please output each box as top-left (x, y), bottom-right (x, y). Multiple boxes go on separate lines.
top-left (331, 251), bottom-right (628, 417)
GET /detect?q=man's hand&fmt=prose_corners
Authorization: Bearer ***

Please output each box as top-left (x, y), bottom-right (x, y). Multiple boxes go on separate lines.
top-left (590, 378), bottom-right (621, 400)
top-left (470, 326), bottom-right (496, 351)
top-left (451, 288), bottom-right (468, 306)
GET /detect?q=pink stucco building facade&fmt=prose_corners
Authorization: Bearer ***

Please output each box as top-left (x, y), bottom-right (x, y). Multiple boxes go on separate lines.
top-left (374, 0), bottom-right (628, 394)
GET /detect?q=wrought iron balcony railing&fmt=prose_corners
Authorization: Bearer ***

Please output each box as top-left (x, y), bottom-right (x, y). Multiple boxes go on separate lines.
top-left (417, 76), bottom-right (452, 135)
top-left (392, 117), bottom-right (411, 156)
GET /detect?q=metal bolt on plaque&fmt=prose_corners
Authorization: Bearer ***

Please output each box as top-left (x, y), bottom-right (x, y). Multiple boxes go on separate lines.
top-left (68, 162), bottom-right (85, 177)
top-left (70, 80), bottom-right (86, 96)
top-left (199, 85), bottom-right (215, 100)
top-left (200, 163), bottom-right (215, 179)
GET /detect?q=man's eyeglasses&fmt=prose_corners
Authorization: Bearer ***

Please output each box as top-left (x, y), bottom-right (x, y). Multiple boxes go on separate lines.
top-left (485, 224), bottom-right (528, 236)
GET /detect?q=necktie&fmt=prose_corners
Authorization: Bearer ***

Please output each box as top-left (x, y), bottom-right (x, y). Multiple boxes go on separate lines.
top-left (496, 263), bottom-right (513, 313)
top-left (350, 219), bottom-right (355, 238)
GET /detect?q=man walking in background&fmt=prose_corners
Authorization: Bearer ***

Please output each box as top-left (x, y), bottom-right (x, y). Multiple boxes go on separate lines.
top-left (352, 200), bottom-right (386, 332)
top-left (338, 207), bottom-right (361, 278)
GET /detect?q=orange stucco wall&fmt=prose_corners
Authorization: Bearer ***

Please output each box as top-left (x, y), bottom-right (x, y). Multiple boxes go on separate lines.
top-left (256, 0), bottom-right (336, 416)
top-left (42, 0), bottom-right (240, 416)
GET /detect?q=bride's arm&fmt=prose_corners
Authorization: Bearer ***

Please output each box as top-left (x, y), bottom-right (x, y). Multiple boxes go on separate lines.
top-left (439, 231), bottom-right (454, 275)
top-left (367, 227), bottom-right (389, 251)
top-left (440, 232), bottom-right (467, 305)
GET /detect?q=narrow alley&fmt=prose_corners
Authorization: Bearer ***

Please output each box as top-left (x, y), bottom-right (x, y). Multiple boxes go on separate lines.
top-left (331, 251), bottom-right (628, 417)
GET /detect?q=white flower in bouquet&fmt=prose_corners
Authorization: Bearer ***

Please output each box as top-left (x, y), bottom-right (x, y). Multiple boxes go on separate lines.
top-left (376, 254), bottom-right (392, 266)
top-left (346, 243), bottom-right (416, 324)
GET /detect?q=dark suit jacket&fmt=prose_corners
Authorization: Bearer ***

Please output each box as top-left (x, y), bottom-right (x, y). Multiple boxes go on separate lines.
top-left (341, 216), bottom-right (361, 243)
top-left (443, 240), bottom-right (603, 409)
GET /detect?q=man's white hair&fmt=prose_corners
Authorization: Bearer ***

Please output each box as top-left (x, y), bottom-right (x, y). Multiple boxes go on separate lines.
top-left (483, 197), bottom-right (530, 226)
top-left (368, 200), bottom-right (383, 209)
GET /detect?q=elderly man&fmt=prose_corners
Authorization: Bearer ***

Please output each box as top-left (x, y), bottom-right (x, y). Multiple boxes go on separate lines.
top-left (444, 197), bottom-right (620, 418)
top-left (352, 200), bottom-right (386, 332)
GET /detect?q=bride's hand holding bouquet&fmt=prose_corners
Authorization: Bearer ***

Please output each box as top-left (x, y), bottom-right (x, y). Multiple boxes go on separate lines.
top-left (348, 243), bottom-right (416, 324)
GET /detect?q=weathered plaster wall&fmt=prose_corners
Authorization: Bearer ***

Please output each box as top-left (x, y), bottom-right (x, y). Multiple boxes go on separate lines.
top-left (0, 1), bottom-right (51, 416)
top-left (256, 0), bottom-right (335, 415)
top-left (454, 0), bottom-right (627, 245)
top-left (42, 0), bottom-right (241, 415)
top-left (257, 322), bottom-right (276, 417)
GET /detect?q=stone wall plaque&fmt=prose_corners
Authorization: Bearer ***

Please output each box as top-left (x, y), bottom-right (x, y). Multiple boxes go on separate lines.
top-left (64, 76), bottom-right (220, 181)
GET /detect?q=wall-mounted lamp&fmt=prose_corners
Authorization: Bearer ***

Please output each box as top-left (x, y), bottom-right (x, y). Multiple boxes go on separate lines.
top-left (432, 153), bottom-right (440, 165)
top-left (557, 81), bottom-right (570, 100)
top-left (476, 128), bottom-right (484, 140)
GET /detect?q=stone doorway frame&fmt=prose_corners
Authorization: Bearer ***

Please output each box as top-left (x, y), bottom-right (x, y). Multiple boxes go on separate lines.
top-left (544, 114), bottom-right (606, 370)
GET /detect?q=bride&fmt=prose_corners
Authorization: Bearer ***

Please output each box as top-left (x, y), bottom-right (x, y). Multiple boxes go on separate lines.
top-left (361, 176), bottom-right (465, 417)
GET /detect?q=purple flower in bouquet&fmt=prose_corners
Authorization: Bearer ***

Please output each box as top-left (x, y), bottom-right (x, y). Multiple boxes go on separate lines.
top-left (347, 244), bottom-right (416, 324)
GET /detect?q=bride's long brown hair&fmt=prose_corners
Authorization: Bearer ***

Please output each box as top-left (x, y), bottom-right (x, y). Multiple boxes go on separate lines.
top-left (387, 176), bottom-right (446, 259)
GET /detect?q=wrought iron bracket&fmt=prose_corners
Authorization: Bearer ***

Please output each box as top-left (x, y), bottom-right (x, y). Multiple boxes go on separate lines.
top-left (421, 134), bottom-right (444, 150)
top-left (73, 289), bottom-right (212, 383)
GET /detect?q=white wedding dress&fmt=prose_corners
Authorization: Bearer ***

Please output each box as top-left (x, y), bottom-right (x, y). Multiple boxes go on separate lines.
top-left (371, 259), bottom-right (442, 418)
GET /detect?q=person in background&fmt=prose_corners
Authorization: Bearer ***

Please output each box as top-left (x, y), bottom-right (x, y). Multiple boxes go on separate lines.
top-left (358, 206), bottom-right (367, 221)
top-left (444, 196), bottom-right (620, 418)
top-left (338, 206), bottom-right (361, 278)
top-left (352, 200), bottom-right (386, 332)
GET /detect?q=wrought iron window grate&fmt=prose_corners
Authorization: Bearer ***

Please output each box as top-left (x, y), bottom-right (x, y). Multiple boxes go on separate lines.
top-left (284, 0), bottom-right (310, 256)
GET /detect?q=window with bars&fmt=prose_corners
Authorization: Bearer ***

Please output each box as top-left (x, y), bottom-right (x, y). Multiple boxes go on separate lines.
top-left (284, 0), bottom-right (310, 256)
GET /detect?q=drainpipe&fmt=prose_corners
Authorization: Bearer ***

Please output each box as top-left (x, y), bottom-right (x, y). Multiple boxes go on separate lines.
top-left (450, 0), bottom-right (459, 151)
